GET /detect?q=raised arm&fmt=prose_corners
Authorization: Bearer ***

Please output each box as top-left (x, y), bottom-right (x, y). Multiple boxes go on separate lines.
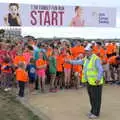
top-left (68, 59), bottom-right (84, 65)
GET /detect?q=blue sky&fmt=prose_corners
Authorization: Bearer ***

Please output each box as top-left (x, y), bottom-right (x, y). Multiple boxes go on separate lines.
top-left (0, 0), bottom-right (120, 39)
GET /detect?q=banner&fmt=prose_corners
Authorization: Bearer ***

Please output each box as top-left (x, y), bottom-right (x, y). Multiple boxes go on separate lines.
top-left (0, 3), bottom-right (116, 27)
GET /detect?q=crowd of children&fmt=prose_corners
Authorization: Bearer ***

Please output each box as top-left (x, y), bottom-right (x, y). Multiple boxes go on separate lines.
top-left (0, 39), bottom-right (120, 98)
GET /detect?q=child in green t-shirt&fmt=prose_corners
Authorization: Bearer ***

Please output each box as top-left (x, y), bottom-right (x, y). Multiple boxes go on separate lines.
top-left (49, 52), bottom-right (57, 92)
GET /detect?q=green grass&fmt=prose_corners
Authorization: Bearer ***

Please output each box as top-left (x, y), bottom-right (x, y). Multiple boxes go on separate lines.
top-left (0, 90), bottom-right (42, 120)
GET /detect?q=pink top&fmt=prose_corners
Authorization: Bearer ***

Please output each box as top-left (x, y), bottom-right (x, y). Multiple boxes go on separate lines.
top-left (0, 50), bottom-right (7, 63)
top-left (0, 50), bottom-right (7, 56)
top-left (71, 16), bottom-right (84, 27)
top-left (9, 50), bottom-right (17, 60)
top-left (23, 52), bottom-right (32, 64)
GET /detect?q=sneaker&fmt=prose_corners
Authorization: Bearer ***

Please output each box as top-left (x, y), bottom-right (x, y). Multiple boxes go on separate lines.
top-left (87, 112), bottom-right (92, 117)
top-left (4, 88), bottom-right (9, 92)
top-left (88, 114), bottom-right (98, 119)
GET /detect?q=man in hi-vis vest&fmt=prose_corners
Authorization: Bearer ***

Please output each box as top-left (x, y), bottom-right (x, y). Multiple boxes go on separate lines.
top-left (66, 43), bottom-right (104, 119)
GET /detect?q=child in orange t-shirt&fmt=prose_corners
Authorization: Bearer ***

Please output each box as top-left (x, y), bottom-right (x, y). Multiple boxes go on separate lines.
top-left (56, 53), bottom-right (64, 89)
top-left (36, 52), bottom-right (47, 93)
top-left (63, 50), bottom-right (73, 89)
top-left (16, 62), bottom-right (28, 97)
top-left (1, 57), bottom-right (13, 91)
top-left (13, 51), bottom-right (26, 68)
top-left (72, 54), bottom-right (83, 89)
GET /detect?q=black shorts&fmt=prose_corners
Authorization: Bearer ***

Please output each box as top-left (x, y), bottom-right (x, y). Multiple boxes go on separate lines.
top-left (107, 54), bottom-right (112, 58)
top-left (56, 72), bottom-right (63, 77)
top-left (112, 64), bottom-right (118, 69)
top-left (112, 52), bottom-right (117, 56)
top-left (29, 78), bottom-right (36, 84)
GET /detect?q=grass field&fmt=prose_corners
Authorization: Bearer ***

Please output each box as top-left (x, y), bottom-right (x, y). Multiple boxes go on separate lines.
top-left (0, 90), bottom-right (41, 120)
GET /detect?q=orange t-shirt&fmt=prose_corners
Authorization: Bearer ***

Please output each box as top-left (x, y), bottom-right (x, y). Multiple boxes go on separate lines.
top-left (16, 68), bottom-right (28, 82)
top-left (71, 46), bottom-right (85, 57)
top-left (112, 44), bottom-right (117, 53)
top-left (100, 56), bottom-right (108, 64)
top-left (77, 46), bottom-right (85, 54)
top-left (63, 55), bottom-right (73, 69)
top-left (73, 65), bottom-right (82, 72)
top-left (36, 59), bottom-right (46, 68)
top-left (93, 46), bottom-right (105, 57)
top-left (106, 43), bottom-right (114, 55)
top-left (23, 51), bottom-right (32, 64)
top-left (70, 47), bottom-right (75, 55)
top-left (100, 49), bottom-right (106, 57)
top-left (108, 56), bottom-right (117, 64)
top-left (13, 55), bottom-right (26, 66)
top-left (56, 55), bottom-right (64, 72)
top-left (46, 48), bottom-right (53, 57)
top-left (92, 45), bottom-right (98, 54)
top-left (72, 55), bottom-right (82, 72)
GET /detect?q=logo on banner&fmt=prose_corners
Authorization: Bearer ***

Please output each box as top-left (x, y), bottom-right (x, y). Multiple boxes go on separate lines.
top-left (92, 11), bottom-right (109, 24)
top-left (99, 13), bottom-right (109, 24)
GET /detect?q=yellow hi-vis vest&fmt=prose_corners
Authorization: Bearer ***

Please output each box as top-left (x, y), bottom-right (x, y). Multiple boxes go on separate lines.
top-left (81, 54), bottom-right (104, 86)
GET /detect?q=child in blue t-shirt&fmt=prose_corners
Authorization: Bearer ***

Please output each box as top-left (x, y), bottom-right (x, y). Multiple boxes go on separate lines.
top-left (26, 58), bottom-right (36, 93)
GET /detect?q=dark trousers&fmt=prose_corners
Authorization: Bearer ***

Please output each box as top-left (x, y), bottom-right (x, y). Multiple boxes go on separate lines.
top-left (87, 84), bottom-right (102, 116)
top-left (35, 76), bottom-right (39, 90)
top-left (18, 81), bottom-right (25, 97)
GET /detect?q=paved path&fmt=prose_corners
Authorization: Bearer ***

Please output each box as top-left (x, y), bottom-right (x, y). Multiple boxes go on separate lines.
top-left (27, 85), bottom-right (120, 120)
